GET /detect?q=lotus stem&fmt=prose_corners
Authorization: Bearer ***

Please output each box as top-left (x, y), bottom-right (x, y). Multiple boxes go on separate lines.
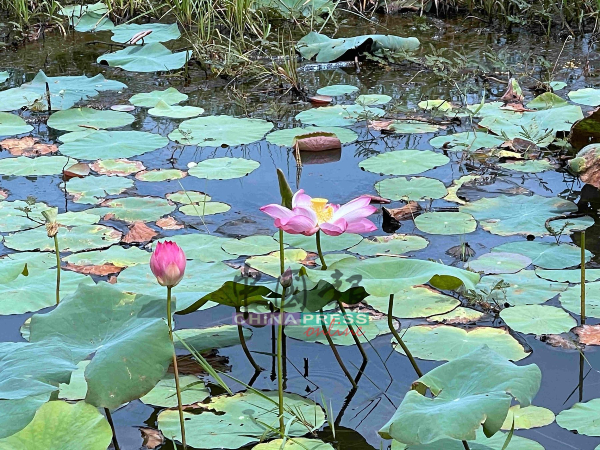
top-left (277, 286), bottom-right (286, 436)
top-left (320, 309), bottom-right (357, 389)
top-left (462, 441), bottom-right (471, 450)
top-left (387, 294), bottom-right (423, 378)
top-left (337, 300), bottom-right (368, 361)
top-left (279, 229), bottom-right (285, 275)
top-left (53, 233), bottom-right (60, 305)
top-left (236, 307), bottom-right (261, 372)
top-left (316, 230), bottom-right (327, 270)
top-left (167, 286), bottom-right (187, 450)
top-left (581, 231), bottom-right (586, 325)
top-left (103, 408), bottom-right (120, 450)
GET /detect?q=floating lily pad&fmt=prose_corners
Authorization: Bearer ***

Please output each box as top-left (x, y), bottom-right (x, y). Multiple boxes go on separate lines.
top-left (296, 104), bottom-right (384, 127)
top-left (415, 212), bottom-right (477, 235)
top-left (535, 268), bottom-right (600, 283)
top-left (475, 270), bottom-right (567, 306)
top-left (366, 285), bottom-right (459, 318)
top-left (498, 160), bottom-right (554, 173)
top-left (5, 224), bottom-right (121, 252)
top-left (418, 99), bottom-right (452, 112)
top-left (460, 195), bottom-right (591, 237)
top-left (174, 325), bottom-right (252, 351)
top-left (253, 439), bottom-right (334, 450)
top-left (359, 150), bottom-right (449, 176)
top-left (568, 88), bottom-right (600, 106)
top-left (188, 157), bottom-right (260, 179)
top-left (0, 156), bottom-right (73, 176)
top-left (385, 121), bottom-right (441, 134)
top-left (465, 252), bottom-right (532, 274)
top-left (91, 196), bottom-right (175, 223)
top-left (130, 87), bottom-right (188, 107)
top-left (66, 175), bottom-right (134, 204)
top-left (500, 305), bottom-right (576, 335)
top-left (557, 399), bottom-right (600, 436)
top-left (111, 23), bottom-right (181, 44)
top-left (316, 85), bottom-right (358, 96)
top-left (246, 249), bottom-right (308, 278)
top-left (59, 130), bottom-right (168, 159)
top-left (63, 246), bottom-right (150, 268)
top-left (392, 431), bottom-right (544, 449)
top-left (158, 234), bottom-right (234, 262)
top-left (429, 132), bottom-right (504, 151)
top-left (0, 400), bottom-right (112, 450)
top-left (166, 190), bottom-right (211, 204)
top-left (266, 126), bottom-right (358, 146)
top-left (47, 107), bottom-right (134, 132)
top-left (427, 307), bottom-right (487, 324)
top-left (90, 158), bottom-right (145, 176)
top-left (56, 211), bottom-right (101, 226)
top-left (348, 234), bottom-right (428, 256)
top-left (285, 315), bottom-right (390, 345)
top-left (281, 232), bottom-right (362, 252)
top-left (356, 94), bottom-right (392, 105)
top-left (0, 88), bottom-right (41, 112)
top-left (492, 241), bottom-right (592, 269)
top-left (501, 405), bottom-right (555, 431)
top-left (97, 43), bottom-right (191, 72)
top-left (0, 72), bottom-right (8, 83)
top-left (394, 325), bottom-right (529, 361)
top-left (148, 100), bottom-right (204, 118)
top-left (141, 374), bottom-right (209, 407)
top-left (0, 112), bottom-right (33, 136)
top-left (550, 81), bottom-right (567, 91)
top-left (135, 169), bottom-right (187, 182)
top-left (527, 92), bottom-right (568, 109)
top-left (0, 252), bottom-right (56, 283)
top-left (375, 177), bottom-right (447, 201)
top-left (560, 282), bottom-right (600, 318)
top-left (0, 200), bottom-right (50, 232)
top-left (169, 115), bottom-right (272, 146)
top-left (380, 346), bottom-right (540, 445)
top-left (180, 202), bottom-right (231, 216)
top-left (222, 235), bottom-right (284, 256)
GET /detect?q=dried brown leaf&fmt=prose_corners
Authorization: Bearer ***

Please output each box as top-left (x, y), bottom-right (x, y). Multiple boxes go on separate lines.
top-left (575, 324), bottom-right (600, 346)
top-left (294, 132), bottom-right (341, 152)
top-left (156, 216), bottom-right (184, 230)
top-left (65, 262), bottom-right (124, 276)
top-left (122, 221), bottom-right (157, 244)
top-left (308, 95), bottom-right (333, 105)
top-left (90, 158), bottom-right (146, 176)
top-left (0, 137), bottom-right (58, 156)
top-left (139, 427), bottom-right (165, 449)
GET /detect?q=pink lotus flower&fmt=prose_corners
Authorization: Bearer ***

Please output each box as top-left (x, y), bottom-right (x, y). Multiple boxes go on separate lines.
top-left (150, 241), bottom-right (186, 287)
top-left (260, 190), bottom-right (377, 236)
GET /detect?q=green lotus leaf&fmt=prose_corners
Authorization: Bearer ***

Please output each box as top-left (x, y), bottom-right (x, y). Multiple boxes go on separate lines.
top-left (141, 374), bottom-right (209, 407)
top-left (0, 72), bottom-right (9, 83)
top-left (0, 112), bottom-right (33, 136)
top-left (465, 252), bottom-right (532, 275)
top-left (91, 158), bottom-right (145, 176)
top-left (148, 100), bottom-right (204, 118)
top-left (0, 252), bottom-right (56, 283)
top-left (63, 245), bottom-right (150, 267)
top-left (0, 156), bottom-right (73, 176)
top-left (557, 398), bottom-right (600, 436)
top-left (550, 81), bottom-right (567, 91)
top-left (157, 233), bottom-right (234, 262)
top-left (0, 87), bottom-right (41, 111)
top-left (266, 126), bottom-right (358, 146)
top-left (129, 87), bottom-right (188, 107)
top-left (0, 268), bottom-right (93, 315)
top-left (246, 249), bottom-right (308, 278)
top-left (65, 175), bottom-right (134, 204)
top-left (47, 107), bottom-right (134, 132)
top-left (427, 307), bottom-right (487, 324)
top-left (474, 270), bottom-right (567, 306)
top-left (56, 211), bottom-right (101, 226)
top-left (111, 23), bottom-right (181, 44)
top-left (97, 43), bottom-right (192, 72)
top-left (222, 235), bottom-right (285, 256)
top-left (386, 120), bottom-right (441, 134)
top-left (59, 1), bottom-right (107, 16)
top-left (392, 430), bottom-right (543, 449)
top-left (70, 11), bottom-right (114, 32)
top-left (296, 104), bottom-right (384, 126)
top-left (526, 92), bottom-right (568, 109)
top-left (169, 115), bottom-right (273, 146)
top-left (500, 305), bottom-right (576, 334)
top-left (59, 130), bottom-right (168, 159)
top-left (166, 190), bottom-right (211, 204)
top-left (285, 315), bottom-right (390, 345)
top-left (501, 405), bottom-right (555, 430)
top-left (29, 283), bottom-right (173, 409)
top-left (0, 200), bottom-right (50, 232)
top-left (253, 438), bottom-right (334, 449)
top-left (379, 346), bottom-right (541, 445)
top-left (429, 132), bottom-right (504, 151)
top-left (186, 279), bottom-right (277, 312)
top-left (467, 101), bottom-right (523, 119)
top-left (135, 168), bottom-right (187, 181)
top-left (4, 224), bottom-right (122, 252)
top-left (116, 259), bottom-right (239, 312)
top-left (179, 202), bottom-right (231, 216)
top-left (281, 232), bottom-right (362, 252)
top-left (316, 84), bottom-right (358, 96)
top-left (498, 160), bottom-right (554, 173)
top-left (158, 390), bottom-right (324, 448)
top-left (375, 177), bottom-right (447, 201)
top-left (305, 256), bottom-right (480, 296)
top-left (535, 268), bottom-right (600, 283)
top-left (256, 0), bottom-right (335, 18)
top-left (356, 94), bottom-right (392, 105)
top-left (0, 400), bottom-right (112, 450)
top-left (366, 285), bottom-right (459, 318)
top-left (188, 157), bottom-right (260, 179)
top-left (568, 88), bottom-right (600, 106)
top-left (58, 360), bottom-right (89, 400)
top-left (492, 241), bottom-right (592, 269)
top-left (394, 325), bottom-right (529, 361)
top-left (173, 325), bottom-right (252, 351)
top-left (560, 282), bottom-right (600, 318)
top-left (460, 195), bottom-right (592, 237)
top-left (90, 196), bottom-right (175, 223)
top-left (418, 99), bottom-right (452, 112)
top-left (297, 31), bottom-right (420, 62)
top-left (415, 212), bottom-right (477, 235)
top-left (348, 234), bottom-right (428, 256)
top-left (359, 150), bottom-right (449, 176)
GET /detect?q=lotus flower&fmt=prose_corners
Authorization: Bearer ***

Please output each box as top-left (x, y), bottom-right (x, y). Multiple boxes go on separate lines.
top-left (260, 190), bottom-right (377, 236)
top-left (150, 241), bottom-right (186, 287)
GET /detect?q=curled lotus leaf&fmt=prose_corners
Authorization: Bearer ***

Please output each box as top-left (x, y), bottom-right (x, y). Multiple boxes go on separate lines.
top-left (111, 23), bottom-right (181, 44)
top-left (97, 43), bottom-right (192, 72)
top-left (148, 100), bottom-right (204, 119)
top-left (359, 150), bottom-right (449, 176)
top-left (0, 112), bottom-right (33, 136)
top-left (169, 116), bottom-right (273, 146)
top-left (266, 126), bottom-right (358, 146)
top-left (568, 143), bottom-right (600, 188)
top-left (366, 285), bottom-right (459, 318)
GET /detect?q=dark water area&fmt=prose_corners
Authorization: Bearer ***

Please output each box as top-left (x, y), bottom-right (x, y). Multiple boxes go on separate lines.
top-left (1, 12), bottom-right (600, 450)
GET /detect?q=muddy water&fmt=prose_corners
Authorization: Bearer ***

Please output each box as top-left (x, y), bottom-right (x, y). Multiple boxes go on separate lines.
top-left (1, 13), bottom-right (600, 450)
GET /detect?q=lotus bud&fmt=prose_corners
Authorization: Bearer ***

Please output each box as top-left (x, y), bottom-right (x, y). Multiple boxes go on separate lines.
top-left (279, 267), bottom-right (293, 289)
top-left (150, 241), bottom-right (186, 287)
top-left (42, 208), bottom-right (59, 237)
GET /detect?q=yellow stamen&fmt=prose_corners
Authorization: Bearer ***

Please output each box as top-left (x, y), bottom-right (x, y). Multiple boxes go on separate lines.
top-left (311, 198), bottom-right (334, 224)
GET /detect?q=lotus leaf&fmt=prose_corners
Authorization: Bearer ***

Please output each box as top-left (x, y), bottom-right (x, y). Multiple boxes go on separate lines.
top-left (296, 104), bottom-right (384, 126)
top-left (284, 315), bottom-right (390, 345)
top-left (415, 212), bottom-right (477, 235)
top-left (392, 430), bottom-right (543, 449)
top-left (0, 88), bottom-right (41, 111)
top-left (253, 439), bottom-right (334, 449)
top-left (66, 175), bottom-right (134, 204)
top-left (560, 282), bottom-right (600, 318)
top-left (465, 252), bottom-right (532, 275)
top-left (475, 270), bottom-right (567, 306)
top-left (257, 0), bottom-right (334, 19)
top-left (59, 130), bottom-right (168, 159)
top-left (500, 305), bottom-right (576, 334)
top-left (556, 399), bottom-right (600, 436)
top-left (0, 156), bottom-right (73, 176)
top-left (375, 177), bottom-right (447, 201)
top-left (188, 157), bottom-right (260, 179)
top-left (59, 2), bottom-right (107, 17)
top-left (316, 84), bottom-right (358, 96)
top-left (136, 168), bottom-right (186, 181)
top-left (63, 245), bottom-right (150, 267)
top-left (166, 190), bottom-right (211, 204)
top-left (418, 99), bottom-right (452, 112)
top-left (174, 325), bottom-right (252, 351)
top-left (141, 374), bottom-right (209, 407)
top-left (91, 158), bottom-right (145, 176)
top-left (56, 211), bottom-right (101, 226)
top-left (550, 81), bottom-right (567, 91)
top-left (246, 249), bottom-right (309, 278)
top-left (111, 23), bottom-right (181, 44)
top-left (0, 112), bottom-right (33, 136)
top-left (90, 196), bottom-right (175, 223)
top-left (498, 160), bottom-right (554, 173)
top-left (180, 202), bottom-right (231, 216)
top-left (359, 150), bottom-right (449, 176)
top-left (428, 307), bottom-right (487, 324)
top-left (0, 200), bottom-right (50, 232)
top-left (356, 94), bottom-right (392, 105)
top-left (222, 235), bottom-right (284, 256)
top-left (379, 346), bottom-right (541, 445)
top-left (429, 132), bottom-right (504, 151)
top-left (535, 268), bottom-right (600, 283)
top-left (4, 224), bottom-right (122, 252)
top-left (157, 233), bottom-right (234, 262)
top-left (47, 107), bottom-right (134, 131)
top-left (366, 285), bottom-right (459, 318)
top-left (97, 43), bottom-right (191, 72)
top-left (0, 72), bottom-right (8, 83)
top-left (169, 115), bottom-right (273, 146)
top-left (568, 143), bottom-right (600, 187)
top-left (501, 405), bottom-right (555, 430)
top-left (348, 234), bottom-right (428, 256)
top-left (129, 87), bottom-right (188, 107)
top-left (58, 360), bottom-right (89, 401)
top-left (266, 126), bottom-right (358, 146)
top-left (148, 100), bottom-right (204, 118)
top-left (281, 232), bottom-right (362, 252)
top-left (492, 241), bottom-right (592, 269)
top-left (0, 252), bottom-right (56, 283)
top-left (385, 121), bottom-right (440, 134)
top-left (69, 11), bottom-right (114, 32)
top-left (526, 92), bottom-right (568, 109)
top-left (568, 88), bottom-right (600, 106)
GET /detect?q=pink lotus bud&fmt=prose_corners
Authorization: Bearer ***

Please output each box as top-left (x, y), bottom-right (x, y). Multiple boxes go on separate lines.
top-left (150, 241), bottom-right (186, 287)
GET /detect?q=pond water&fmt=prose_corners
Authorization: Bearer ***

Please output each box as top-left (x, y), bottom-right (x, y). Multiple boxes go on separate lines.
top-left (1, 11), bottom-right (600, 450)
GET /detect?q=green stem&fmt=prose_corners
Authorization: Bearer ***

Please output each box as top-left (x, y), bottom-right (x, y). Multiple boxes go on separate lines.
top-left (316, 230), bottom-right (327, 270)
top-left (236, 307), bottom-right (261, 371)
top-left (337, 300), bottom-right (367, 361)
top-left (462, 440), bottom-right (471, 450)
top-left (581, 231), bottom-right (586, 326)
top-left (167, 286), bottom-right (187, 450)
top-left (320, 310), bottom-right (357, 389)
top-left (104, 408), bottom-right (120, 450)
top-left (279, 229), bottom-right (285, 275)
top-left (388, 294), bottom-right (423, 378)
top-left (54, 233), bottom-right (60, 305)
top-left (277, 286), bottom-right (286, 436)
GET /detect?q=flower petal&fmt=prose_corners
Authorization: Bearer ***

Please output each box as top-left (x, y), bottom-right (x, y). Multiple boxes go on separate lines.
top-left (260, 204), bottom-right (295, 221)
top-left (276, 215), bottom-right (319, 235)
top-left (345, 218), bottom-right (377, 234)
top-left (292, 189), bottom-right (312, 208)
top-left (320, 219), bottom-right (348, 236)
top-left (331, 196), bottom-right (376, 223)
